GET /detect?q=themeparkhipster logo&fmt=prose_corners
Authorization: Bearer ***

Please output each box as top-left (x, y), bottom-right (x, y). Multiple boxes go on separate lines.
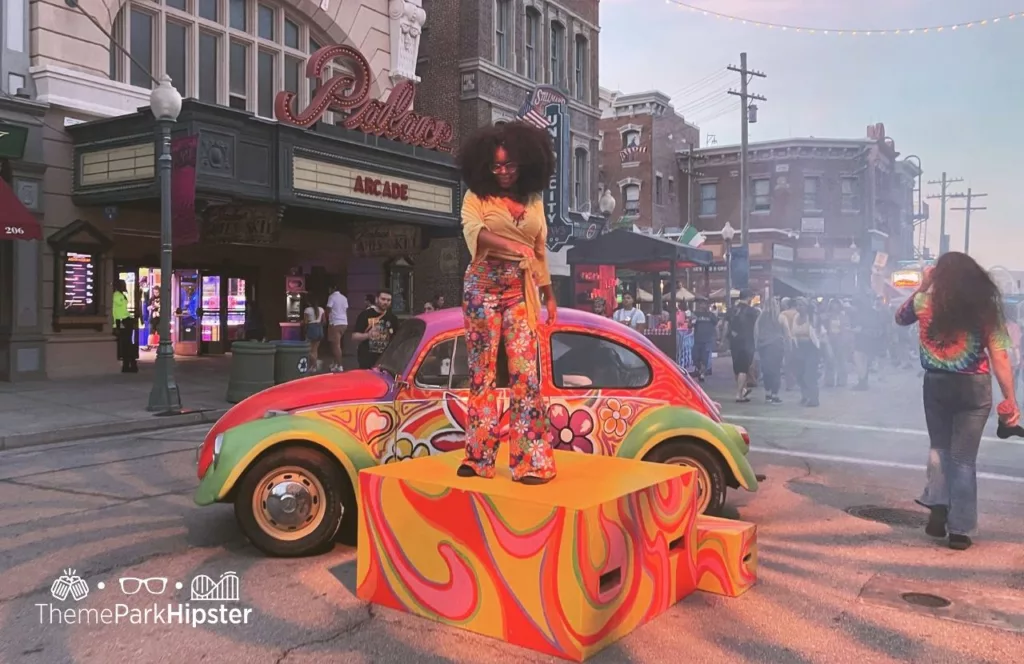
top-left (37, 569), bottom-right (252, 628)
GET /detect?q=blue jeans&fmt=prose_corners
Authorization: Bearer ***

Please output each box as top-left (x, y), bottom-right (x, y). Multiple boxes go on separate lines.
top-left (693, 341), bottom-right (714, 375)
top-left (918, 371), bottom-right (992, 536)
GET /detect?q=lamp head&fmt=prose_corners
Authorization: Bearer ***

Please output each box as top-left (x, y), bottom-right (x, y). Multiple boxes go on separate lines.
top-left (150, 75), bottom-right (182, 122)
top-left (721, 221), bottom-right (736, 241)
top-left (598, 189), bottom-right (616, 214)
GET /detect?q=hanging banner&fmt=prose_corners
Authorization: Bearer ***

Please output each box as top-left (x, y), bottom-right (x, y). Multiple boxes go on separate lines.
top-left (171, 134), bottom-right (199, 247)
top-left (515, 86), bottom-right (573, 252)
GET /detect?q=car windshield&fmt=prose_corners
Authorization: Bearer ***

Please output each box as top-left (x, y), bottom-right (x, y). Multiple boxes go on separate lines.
top-left (376, 318), bottom-right (426, 378)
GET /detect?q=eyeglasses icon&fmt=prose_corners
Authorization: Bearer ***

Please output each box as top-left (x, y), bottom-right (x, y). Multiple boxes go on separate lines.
top-left (118, 577), bottom-right (168, 595)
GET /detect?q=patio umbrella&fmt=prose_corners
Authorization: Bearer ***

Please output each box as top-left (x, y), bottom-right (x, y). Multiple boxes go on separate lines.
top-left (709, 288), bottom-right (741, 299)
top-left (662, 286), bottom-right (696, 302)
top-left (636, 288), bottom-right (654, 303)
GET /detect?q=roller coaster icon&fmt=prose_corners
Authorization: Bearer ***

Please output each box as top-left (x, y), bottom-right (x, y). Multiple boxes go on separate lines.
top-left (189, 571), bottom-right (240, 602)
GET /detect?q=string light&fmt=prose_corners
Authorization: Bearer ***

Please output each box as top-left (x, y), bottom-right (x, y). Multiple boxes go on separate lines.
top-left (666, 1), bottom-right (1023, 36)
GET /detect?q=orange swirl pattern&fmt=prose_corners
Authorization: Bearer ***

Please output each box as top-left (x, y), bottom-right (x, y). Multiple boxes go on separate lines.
top-left (356, 452), bottom-right (702, 661)
top-left (694, 515), bottom-right (758, 597)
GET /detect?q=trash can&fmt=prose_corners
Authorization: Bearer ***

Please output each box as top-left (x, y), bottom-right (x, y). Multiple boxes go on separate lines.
top-left (273, 340), bottom-right (312, 385)
top-left (226, 341), bottom-right (276, 404)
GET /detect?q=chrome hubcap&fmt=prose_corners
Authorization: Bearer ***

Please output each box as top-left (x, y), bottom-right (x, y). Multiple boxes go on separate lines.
top-left (252, 466), bottom-right (326, 541)
top-left (665, 457), bottom-right (712, 513)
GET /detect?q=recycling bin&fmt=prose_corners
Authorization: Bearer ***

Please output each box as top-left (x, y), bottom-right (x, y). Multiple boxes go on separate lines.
top-left (225, 341), bottom-right (276, 404)
top-left (273, 340), bottom-right (312, 385)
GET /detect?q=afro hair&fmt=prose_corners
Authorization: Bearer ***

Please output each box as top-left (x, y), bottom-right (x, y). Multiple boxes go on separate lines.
top-left (457, 121), bottom-right (556, 199)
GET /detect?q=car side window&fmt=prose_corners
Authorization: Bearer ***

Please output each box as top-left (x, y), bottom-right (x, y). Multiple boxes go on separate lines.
top-left (415, 339), bottom-right (456, 389)
top-left (450, 335), bottom-right (510, 390)
top-left (550, 332), bottom-right (651, 389)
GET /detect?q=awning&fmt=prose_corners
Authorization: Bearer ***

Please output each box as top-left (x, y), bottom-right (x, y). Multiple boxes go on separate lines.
top-left (567, 228), bottom-right (713, 271)
top-left (773, 274), bottom-right (814, 296)
top-left (0, 178), bottom-right (41, 240)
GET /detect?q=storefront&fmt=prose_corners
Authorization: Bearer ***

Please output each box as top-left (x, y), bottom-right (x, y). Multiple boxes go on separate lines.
top-left (62, 46), bottom-right (462, 372)
top-left (0, 96), bottom-right (47, 382)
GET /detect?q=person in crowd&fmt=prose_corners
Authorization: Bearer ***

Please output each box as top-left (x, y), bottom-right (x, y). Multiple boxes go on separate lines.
top-left (591, 296), bottom-right (608, 317)
top-left (896, 252), bottom-right (1019, 550)
top-left (851, 296), bottom-right (877, 390)
top-left (147, 285), bottom-right (161, 348)
top-left (423, 301), bottom-right (436, 313)
top-left (723, 290), bottom-right (760, 402)
top-left (351, 290), bottom-right (399, 370)
top-left (822, 298), bottom-right (850, 387)
top-left (456, 121), bottom-right (558, 484)
top-left (613, 292), bottom-right (647, 332)
top-left (790, 297), bottom-right (821, 407)
top-left (301, 295), bottom-right (326, 372)
top-left (1007, 312), bottom-right (1023, 403)
top-left (325, 283), bottom-right (349, 373)
top-left (755, 296), bottom-right (787, 404)
top-left (691, 298), bottom-right (717, 382)
top-left (113, 279), bottom-right (138, 373)
top-left (779, 297), bottom-right (799, 391)
top-left (433, 293), bottom-right (446, 310)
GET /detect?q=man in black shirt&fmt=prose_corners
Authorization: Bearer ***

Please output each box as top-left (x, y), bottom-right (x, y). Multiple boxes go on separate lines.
top-left (352, 290), bottom-right (400, 369)
top-left (690, 298), bottom-right (717, 381)
top-left (724, 290), bottom-right (760, 402)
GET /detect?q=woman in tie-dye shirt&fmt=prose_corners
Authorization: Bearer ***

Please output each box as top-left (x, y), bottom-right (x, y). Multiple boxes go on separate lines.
top-left (895, 252), bottom-right (1019, 550)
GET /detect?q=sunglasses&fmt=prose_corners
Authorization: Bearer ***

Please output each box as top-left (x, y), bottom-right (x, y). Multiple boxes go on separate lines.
top-left (491, 162), bottom-right (518, 174)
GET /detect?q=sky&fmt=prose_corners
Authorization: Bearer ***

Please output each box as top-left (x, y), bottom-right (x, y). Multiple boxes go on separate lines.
top-left (598, 0), bottom-right (1024, 270)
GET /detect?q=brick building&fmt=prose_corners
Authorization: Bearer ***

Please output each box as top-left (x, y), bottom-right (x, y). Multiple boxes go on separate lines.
top-left (682, 127), bottom-right (920, 299)
top-left (596, 89), bottom-right (699, 232)
top-left (414, 0), bottom-right (603, 297)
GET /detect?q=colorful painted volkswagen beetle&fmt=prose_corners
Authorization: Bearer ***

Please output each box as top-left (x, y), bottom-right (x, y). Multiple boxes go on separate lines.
top-left (194, 308), bottom-right (758, 556)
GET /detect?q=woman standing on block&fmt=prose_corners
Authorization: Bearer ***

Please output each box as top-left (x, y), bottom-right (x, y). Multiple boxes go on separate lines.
top-left (896, 252), bottom-right (1019, 550)
top-left (457, 122), bottom-right (558, 485)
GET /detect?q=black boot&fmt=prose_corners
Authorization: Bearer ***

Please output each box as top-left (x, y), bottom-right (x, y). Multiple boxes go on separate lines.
top-left (925, 506), bottom-right (947, 538)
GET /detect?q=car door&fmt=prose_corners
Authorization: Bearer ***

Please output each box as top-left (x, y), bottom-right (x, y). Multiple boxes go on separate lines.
top-left (387, 335), bottom-right (510, 463)
top-left (545, 331), bottom-right (655, 458)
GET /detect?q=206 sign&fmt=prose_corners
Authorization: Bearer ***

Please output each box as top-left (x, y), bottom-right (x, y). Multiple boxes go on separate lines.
top-left (5, 226), bottom-right (25, 235)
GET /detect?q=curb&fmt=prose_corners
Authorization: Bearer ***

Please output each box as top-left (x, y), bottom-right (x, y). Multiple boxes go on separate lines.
top-left (0, 408), bottom-right (229, 451)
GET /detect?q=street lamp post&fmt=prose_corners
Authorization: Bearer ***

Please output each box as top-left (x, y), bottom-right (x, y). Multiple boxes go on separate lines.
top-left (722, 221), bottom-right (736, 312)
top-left (902, 154), bottom-right (923, 257)
top-left (147, 75), bottom-right (183, 413)
top-left (850, 239), bottom-right (861, 293)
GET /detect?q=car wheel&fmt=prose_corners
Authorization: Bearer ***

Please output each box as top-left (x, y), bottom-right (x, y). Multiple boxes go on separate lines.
top-left (234, 446), bottom-right (354, 557)
top-left (643, 440), bottom-right (727, 516)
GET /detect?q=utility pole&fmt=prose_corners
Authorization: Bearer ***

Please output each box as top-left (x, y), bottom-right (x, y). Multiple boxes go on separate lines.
top-left (679, 146), bottom-right (704, 229)
top-left (727, 52), bottom-right (766, 247)
top-left (950, 188), bottom-right (987, 255)
top-left (926, 172), bottom-right (964, 256)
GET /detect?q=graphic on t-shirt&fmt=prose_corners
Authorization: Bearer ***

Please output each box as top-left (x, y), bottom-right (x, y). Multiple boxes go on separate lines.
top-left (366, 313), bottom-right (394, 355)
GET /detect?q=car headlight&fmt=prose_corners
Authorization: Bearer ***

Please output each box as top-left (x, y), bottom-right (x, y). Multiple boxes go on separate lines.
top-left (212, 433), bottom-right (224, 469)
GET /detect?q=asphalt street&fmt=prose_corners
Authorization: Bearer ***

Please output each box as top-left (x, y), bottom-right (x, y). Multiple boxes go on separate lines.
top-left (1, 365), bottom-right (1023, 663)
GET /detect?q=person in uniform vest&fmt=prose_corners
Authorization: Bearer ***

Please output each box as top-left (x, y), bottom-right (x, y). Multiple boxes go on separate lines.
top-left (113, 279), bottom-right (138, 373)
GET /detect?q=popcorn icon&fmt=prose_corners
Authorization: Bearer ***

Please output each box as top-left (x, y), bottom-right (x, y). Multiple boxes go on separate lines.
top-left (50, 569), bottom-right (89, 602)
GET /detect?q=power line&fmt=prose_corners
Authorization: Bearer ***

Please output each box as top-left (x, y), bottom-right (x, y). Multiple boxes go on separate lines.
top-left (666, 69), bottom-right (730, 101)
top-left (727, 52), bottom-right (766, 248)
top-left (926, 172), bottom-right (964, 255)
top-left (949, 188), bottom-right (988, 256)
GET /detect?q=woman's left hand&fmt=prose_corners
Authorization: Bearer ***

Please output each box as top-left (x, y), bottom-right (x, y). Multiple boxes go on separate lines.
top-left (544, 298), bottom-right (558, 326)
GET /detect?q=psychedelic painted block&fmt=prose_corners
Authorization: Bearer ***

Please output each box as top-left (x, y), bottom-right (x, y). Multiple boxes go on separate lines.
top-left (356, 450), bottom-right (700, 661)
top-left (694, 515), bottom-right (757, 597)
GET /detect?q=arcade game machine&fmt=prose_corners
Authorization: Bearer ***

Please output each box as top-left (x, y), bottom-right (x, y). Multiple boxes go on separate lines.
top-left (281, 275), bottom-right (305, 341)
top-left (200, 274), bottom-right (223, 354)
top-left (173, 270), bottom-right (200, 356)
top-left (225, 277), bottom-right (247, 348)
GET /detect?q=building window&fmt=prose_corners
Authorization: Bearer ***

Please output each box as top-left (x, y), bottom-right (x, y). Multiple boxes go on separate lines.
top-left (573, 34), bottom-right (587, 101)
top-left (550, 21), bottom-right (565, 88)
top-left (110, 0), bottom-right (324, 117)
top-left (668, 177), bottom-right (675, 196)
top-left (5, 0), bottom-right (25, 53)
top-left (495, 0), bottom-right (511, 69)
top-left (621, 129), bottom-right (640, 148)
top-left (525, 9), bottom-right (540, 81)
top-left (841, 177), bottom-right (859, 211)
top-left (752, 177), bottom-right (771, 212)
top-left (623, 183), bottom-right (641, 214)
top-left (573, 148), bottom-right (589, 210)
top-left (699, 182), bottom-right (717, 216)
top-left (803, 176), bottom-right (820, 211)
top-left (655, 176), bottom-right (663, 205)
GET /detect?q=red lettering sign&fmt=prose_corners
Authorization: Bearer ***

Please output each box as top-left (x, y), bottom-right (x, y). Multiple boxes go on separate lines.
top-left (275, 45), bottom-right (453, 153)
top-left (353, 175), bottom-right (410, 201)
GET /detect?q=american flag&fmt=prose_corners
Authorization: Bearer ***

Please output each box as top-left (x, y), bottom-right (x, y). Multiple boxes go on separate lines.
top-left (620, 145), bottom-right (648, 162)
top-left (519, 108), bottom-right (550, 130)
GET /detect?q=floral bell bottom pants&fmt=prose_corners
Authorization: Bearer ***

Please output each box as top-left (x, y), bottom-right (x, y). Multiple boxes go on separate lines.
top-left (461, 259), bottom-right (556, 480)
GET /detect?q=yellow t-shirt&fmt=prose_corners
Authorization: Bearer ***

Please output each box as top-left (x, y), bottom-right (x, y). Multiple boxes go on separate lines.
top-left (461, 191), bottom-right (552, 326)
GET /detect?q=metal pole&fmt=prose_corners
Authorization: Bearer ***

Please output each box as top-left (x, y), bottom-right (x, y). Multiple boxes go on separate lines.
top-left (725, 239), bottom-right (733, 312)
top-left (963, 189), bottom-right (972, 255)
top-left (738, 53), bottom-right (748, 248)
top-left (685, 149), bottom-right (693, 228)
top-left (148, 119), bottom-right (181, 413)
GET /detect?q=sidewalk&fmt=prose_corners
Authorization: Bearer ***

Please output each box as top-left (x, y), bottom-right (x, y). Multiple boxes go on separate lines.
top-left (0, 356), bottom-right (232, 450)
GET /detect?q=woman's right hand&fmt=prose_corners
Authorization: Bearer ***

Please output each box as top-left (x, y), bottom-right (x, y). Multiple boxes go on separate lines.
top-left (503, 239), bottom-right (536, 261)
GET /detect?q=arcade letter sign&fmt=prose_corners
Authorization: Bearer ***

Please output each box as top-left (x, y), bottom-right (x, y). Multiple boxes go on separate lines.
top-left (516, 86), bottom-right (573, 252)
top-left (274, 45), bottom-right (454, 153)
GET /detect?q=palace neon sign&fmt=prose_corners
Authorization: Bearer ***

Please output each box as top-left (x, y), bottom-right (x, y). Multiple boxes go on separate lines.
top-left (274, 45), bottom-right (454, 153)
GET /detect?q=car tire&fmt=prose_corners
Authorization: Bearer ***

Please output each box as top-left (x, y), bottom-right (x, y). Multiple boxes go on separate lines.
top-left (643, 439), bottom-right (727, 516)
top-left (234, 446), bottom-right (353, 557)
